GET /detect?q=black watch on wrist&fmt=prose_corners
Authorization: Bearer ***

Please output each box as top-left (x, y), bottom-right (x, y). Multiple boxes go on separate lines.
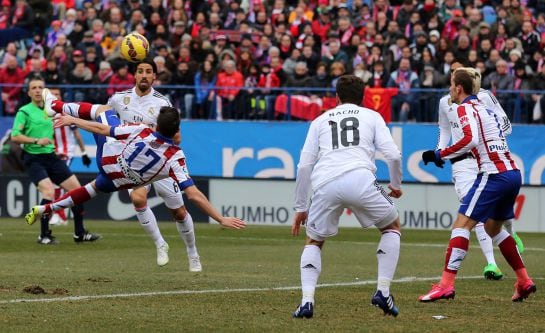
top-left (34, 138), bottom-right (38, 144)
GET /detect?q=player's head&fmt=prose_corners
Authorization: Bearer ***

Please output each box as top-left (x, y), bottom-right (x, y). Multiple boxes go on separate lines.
top-left (27, 75), bottom-right (45, 104)
top-left (135, 59), bottom-right (157, 94)
top-left (455, 67), bottom-right (481, 94)
top-left (156, 106), bottom-right (181, 138)
top-left (450, 68), bottom-right (474, 104)
top-left (336, 75), bottom-right (364, 106)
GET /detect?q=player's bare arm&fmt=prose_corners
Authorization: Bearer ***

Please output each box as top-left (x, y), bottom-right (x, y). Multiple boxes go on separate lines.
top-left (183, 185), bottom-right (246, 229)
top-left (54, 114), bottom-right (111, 136)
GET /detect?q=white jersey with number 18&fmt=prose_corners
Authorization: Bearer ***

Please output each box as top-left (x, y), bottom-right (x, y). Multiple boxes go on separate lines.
top-left (294, 103), bottom-right (402, 211)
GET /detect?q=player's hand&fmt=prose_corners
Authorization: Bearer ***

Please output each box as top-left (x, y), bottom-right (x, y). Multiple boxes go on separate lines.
top-left (218, 217), bottom-right (246, 229)
top-left (82, 153), bottom-right (92, 167)
top-left (422, 150), bottom-right (445, 168)
top-left (292, 211), bottom-right (308, 236)
top-left (388, 185), bottom-right (403, 198)
top-left (54, 114), bottom-right (76, 128)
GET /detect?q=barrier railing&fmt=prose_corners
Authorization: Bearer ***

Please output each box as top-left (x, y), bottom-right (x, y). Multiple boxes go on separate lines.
top-left (1, 83), bottom-right (543, 124)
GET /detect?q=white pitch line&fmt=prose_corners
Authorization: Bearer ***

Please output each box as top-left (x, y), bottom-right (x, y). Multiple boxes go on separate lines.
top-left (0, 275), bottom-right (482, 305)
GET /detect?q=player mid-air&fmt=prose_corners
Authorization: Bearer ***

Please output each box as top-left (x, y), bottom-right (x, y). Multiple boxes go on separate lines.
top-left (25, 92), bottom-right (246, 232)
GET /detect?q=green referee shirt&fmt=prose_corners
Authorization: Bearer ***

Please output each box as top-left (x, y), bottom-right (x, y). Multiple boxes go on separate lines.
top-left (11, 102), bottom-right (55, 154)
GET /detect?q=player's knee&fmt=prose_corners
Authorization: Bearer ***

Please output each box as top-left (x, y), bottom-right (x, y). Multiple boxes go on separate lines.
top-left (379, 217), bottom-right (401, 233)
top-left (130, 191), bottom-right (148, 207)
top-left (171, 206), bottom-right (187, 220)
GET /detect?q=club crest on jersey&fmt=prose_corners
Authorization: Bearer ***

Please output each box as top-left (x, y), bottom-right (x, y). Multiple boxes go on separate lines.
top-left (459, 115), bottom-right (469, 127)
top-left (123, 96), bottom-right (130, 105)
top-left (148, 107), bottom-right (155, 116)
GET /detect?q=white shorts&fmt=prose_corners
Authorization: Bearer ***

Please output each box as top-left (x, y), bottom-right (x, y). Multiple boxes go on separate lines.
top-left (452, 158), bottom-right (478, 202)
top-left (128, 178), bottom-right (184, 209)
top-left (306, 168), bottom-right (399, 241)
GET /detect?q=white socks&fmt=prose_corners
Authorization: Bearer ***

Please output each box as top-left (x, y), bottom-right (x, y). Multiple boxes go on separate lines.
top-left (503, 219), bottom-right (514, 235)
top-left (300, 245), bottom-right (322, 305)
top-left (475, 223), bottom-right (496, 265)
top-left (377, 230), bottom-right (401, 297)
top-left (176, 213), bottom-right (198, 257)
top-left (136, 206), bottom-right (166, 248)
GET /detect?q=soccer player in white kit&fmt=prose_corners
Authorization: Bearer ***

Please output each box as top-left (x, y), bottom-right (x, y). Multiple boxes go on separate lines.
top-left (419, 68), bottom-right (535, 302)
top-left (106, 60), bottom-right (202, 271)
top-left (25, 105), bottom-right (246, 232)
top-left (435, 62), bottom-right (524, 280)
top-left (40, 61), bottom-right (202, 271)
top-left (292, 75), bottom-right (403, 318)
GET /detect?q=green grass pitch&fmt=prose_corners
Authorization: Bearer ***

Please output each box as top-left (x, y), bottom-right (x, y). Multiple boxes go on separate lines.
top-left (0, 218), bottom-right (544, 332)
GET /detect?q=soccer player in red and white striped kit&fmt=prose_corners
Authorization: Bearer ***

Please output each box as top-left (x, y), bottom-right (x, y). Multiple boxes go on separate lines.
top-left (419, 68), bottom-right (536, 302)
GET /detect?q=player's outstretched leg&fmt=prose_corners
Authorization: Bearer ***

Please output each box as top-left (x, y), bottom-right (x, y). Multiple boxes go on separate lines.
top-left (503, 219), bottom-right (524, 253)
top-left (475, 223), bottom-right (503, 280)
top-left (293, 244), bottom-right (321, 318)
top-left (176, 213), bottom-right (202, 272)
top-left (43, 88), bottom-right (108, 120)
top-left (490, 229), bottom-right (536, 301)
top-left (372, 229), bottom-right (400, 316)
top-left (26, 183), bottom-right (98, 226)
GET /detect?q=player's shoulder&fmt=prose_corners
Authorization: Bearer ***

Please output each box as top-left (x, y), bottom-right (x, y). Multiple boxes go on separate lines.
top-left (109, 89), bottom-right (133, 102)
top-left (150, 89), bottom-right (172, 106)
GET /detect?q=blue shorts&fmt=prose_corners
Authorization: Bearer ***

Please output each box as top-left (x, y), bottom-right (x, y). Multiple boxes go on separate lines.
top-left (22, 152), bottom-right (74, 185)
top-left (459, 170), bottom-right (521, 222)
top-left (93, 110), bottom-right (120, 193)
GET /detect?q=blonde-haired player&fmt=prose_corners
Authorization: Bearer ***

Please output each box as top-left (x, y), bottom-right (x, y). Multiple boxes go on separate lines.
top-left (434, 61), bottom-right (524, 281)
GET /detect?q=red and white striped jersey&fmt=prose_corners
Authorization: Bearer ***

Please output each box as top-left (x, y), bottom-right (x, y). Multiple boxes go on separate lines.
top-left (100, 124), bottom-right (192, 190)
top-left (439, 95), bottom-right (518, 174)
top-left (437, 88), bottom-right (511, 150)
top-left (54, 125), bottom-right (77, 158)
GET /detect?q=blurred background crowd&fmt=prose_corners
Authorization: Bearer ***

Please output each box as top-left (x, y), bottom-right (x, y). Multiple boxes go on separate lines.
top-left (0, 0), bottom-right (544, 122)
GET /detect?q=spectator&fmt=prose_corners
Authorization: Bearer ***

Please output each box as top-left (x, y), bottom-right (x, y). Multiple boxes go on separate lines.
top-left (153, 56), bottom-right (172, 86)
top-left (308, 62), bottom-right (329, 97)
top-left (419, 64), bottom-right (445, 122)
top-left (311, 7), bottom-right (331, 43)
top-left (107, 62), bottom-right (134, 96)
top-left (518, 21), bottom-right (541, 61)
top-left (367, 60), bottom-right (390, 88)
top-left (329, 61), bottom-right (346, 91)
top-left (90, 60), bottom-right (112, 103)
top-left (511, 61), bottom-right (532, 123)
top-left (531, 64), bottom-right (545, 123)
top-left (283, 48), bottom-right (301, 76)
top-left (442, 9), bottom-right (465, 41)
top-left (256, 62), bottom-right (281, 118)
top-left (482, 59), bottom-right (514, 118)
top-left (47, 20), bottom-right (64, 49)
top-left (43, 58), bottom-right (65, 86)
top-left (10, 0), bottom-right (34, 31)
top-left (387, 57), bottom-right (420, 122)
top-left (284, 61), bottom-right (311, 96)
top-left (193, 60), bottom-right (217, 119)
top-left (0, 55), bottom-right (26, 116)
top-left (216, 59), bottom-right (244, 119)
top-left (169, 61), bottom-right (194, 119)
top-left (321, 39), bottom-right (349, 67)
top-left (0, 0), bottom-right (10, 30)
top-left (299, 45), bottom-right (319, 75)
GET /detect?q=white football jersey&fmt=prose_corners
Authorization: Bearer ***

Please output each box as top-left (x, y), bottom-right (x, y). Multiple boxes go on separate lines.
top-left (294, 103), bottom-right (402, 211)
top-left (437, 88), bottom-right (511, 150)
top-left (101, 124), bottom-right (192, 190)
top-left (439, 96), bottom-right (518, 174)
top-left (107, 87), bottom-right (172, 127)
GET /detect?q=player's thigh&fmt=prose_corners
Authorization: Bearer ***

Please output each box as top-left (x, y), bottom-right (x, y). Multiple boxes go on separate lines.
top-left (491, 170), bottom-right (521, 221)
top-left (306, 184), bottom-right (344, 241)
top-left (153, 178), bottom-right (184, 209)
top-left (452, 160), bottom-right (478, 201)
top-left (128, 186), bottom-right (151, 207)
top-left (341, 173), bottom-right (399, 229)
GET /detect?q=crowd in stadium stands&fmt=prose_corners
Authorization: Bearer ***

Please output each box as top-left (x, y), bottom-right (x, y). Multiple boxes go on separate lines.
top-left (0, 0), bottom-right (544, 122)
